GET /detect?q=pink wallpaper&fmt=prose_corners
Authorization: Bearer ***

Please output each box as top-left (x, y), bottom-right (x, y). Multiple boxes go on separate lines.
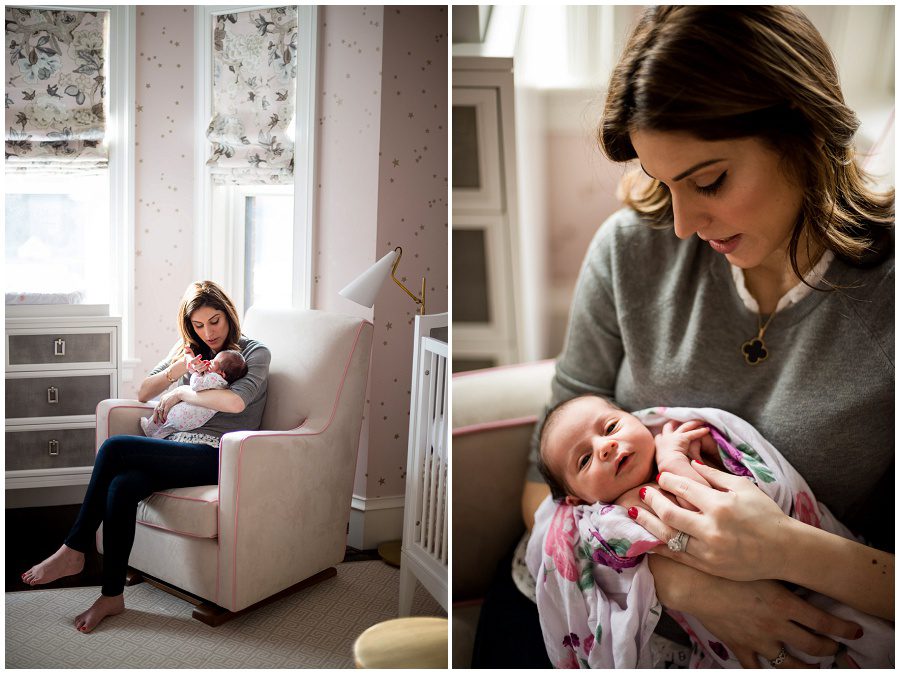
top-left (368, 6), bottom-right (448, 498)
top-left (314, 6), bottom-right (384, 320)
top-left (315, 6), bottom-right (448, 500)
top-left (125, 5), bottom-right (196, 397)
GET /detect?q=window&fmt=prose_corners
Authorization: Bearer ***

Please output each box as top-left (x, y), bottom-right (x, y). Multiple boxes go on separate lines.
top-left (243, 190), bottom-right (294, 309)
top-left (195, 5), bottom-right (317, 316)
top-left (5, 174), bottom-right (110, 303)
top-left (4, 5), bottom-right (135, 373)
top-left (209, 184), bottom-right (294, 313)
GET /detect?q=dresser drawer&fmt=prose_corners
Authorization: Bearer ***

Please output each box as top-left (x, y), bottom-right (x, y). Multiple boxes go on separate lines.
top-left (6, 427), bottom-right (96, 470)
top-left (7, 329), bottom-right (115, 370)
top-left (5, 372), bottom-right (114, 422)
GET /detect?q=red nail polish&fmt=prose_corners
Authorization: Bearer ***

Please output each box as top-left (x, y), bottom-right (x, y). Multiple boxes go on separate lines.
top-left (854, 628), bottom-right (864, 639)
top-left (639, 487), bottom-right (647, 500)
top-left (695, 459), bottom-right (705, 466)
top-left (655, 472), bottom-right (662, 483)
top-left (627, 507), bottom-right (638, 519)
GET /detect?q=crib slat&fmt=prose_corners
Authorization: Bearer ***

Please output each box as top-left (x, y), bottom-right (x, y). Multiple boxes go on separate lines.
top-left (432, 353), bottom-right (447, 560)
top-left (427, 350), bottom-right (442, 554)
top-left (420, 351), bottom-right (435, 550)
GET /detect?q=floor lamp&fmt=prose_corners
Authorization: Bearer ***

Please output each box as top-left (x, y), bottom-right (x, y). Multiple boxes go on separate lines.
top-left (339, 247), bottom-right (425, 565)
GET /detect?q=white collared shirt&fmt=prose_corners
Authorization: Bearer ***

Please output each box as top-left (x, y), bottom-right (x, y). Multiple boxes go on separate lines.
top-left (730, 249), bottom-right (835, 313)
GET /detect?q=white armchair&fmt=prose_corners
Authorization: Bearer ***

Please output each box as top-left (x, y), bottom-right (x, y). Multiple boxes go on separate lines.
top-left (95, 308), bottom-right (374, 625)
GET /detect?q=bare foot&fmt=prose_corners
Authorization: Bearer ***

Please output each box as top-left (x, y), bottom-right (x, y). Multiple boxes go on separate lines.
top-left (21, 544), bottom-right (84, 586)
top-left (74, 594), bottom-right (125, 633)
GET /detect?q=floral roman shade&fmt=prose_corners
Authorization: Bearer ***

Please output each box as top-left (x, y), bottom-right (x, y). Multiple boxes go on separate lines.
top-left (206, 6), bottom-right (298, 185)
top-left (5, 7), bottom-right (108, 175)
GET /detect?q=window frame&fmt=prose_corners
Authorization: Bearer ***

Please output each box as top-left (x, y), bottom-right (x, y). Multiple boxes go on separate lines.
top-left (4, 5), bottom-right (137, 380)
top-left (210, 183), bottom-right (294, 317)
top-left (193, 5), bottom-right (318, 312)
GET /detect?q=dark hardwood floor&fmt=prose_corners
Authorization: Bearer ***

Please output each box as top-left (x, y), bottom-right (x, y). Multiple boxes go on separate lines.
top-left (6, 504), bottom-right (103, 592)
top-left (6, 504), bottom-right (381, 593)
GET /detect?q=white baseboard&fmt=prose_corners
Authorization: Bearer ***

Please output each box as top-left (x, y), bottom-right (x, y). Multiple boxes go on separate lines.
top-left (348, 494), bottom-right (405, 550)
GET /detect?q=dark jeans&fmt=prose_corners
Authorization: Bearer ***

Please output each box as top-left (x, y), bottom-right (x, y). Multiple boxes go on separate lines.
top-left (471, 543), bottom-right (552, 668)
top-left (64, 435), bottom-right (219, 596)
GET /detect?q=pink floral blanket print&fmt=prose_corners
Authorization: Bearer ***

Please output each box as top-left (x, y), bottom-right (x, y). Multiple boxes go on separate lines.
top-left (525, 406), bottom-right (894, 668)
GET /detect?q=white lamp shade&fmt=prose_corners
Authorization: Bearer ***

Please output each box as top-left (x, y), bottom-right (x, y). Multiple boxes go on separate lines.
top-left (339, 249), bottom-right (400, 308)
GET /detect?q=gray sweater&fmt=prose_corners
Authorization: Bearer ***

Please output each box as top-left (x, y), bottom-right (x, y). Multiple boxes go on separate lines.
top-left (149, 335), bottom-right (271, 439)
top-left (531, 208), bottom-right (893, 546)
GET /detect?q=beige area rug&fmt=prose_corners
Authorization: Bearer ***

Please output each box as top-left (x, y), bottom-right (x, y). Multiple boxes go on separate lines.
top-left (6, 560), bottom-right (445, 668)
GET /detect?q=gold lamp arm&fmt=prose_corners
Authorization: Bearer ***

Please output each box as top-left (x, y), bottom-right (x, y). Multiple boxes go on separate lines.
top-left (390, 247), bottom-right (426, 315)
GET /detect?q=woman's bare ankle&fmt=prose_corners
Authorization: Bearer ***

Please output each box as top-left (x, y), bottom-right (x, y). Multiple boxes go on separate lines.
top-left (74, 594), bottom-right (125, 633)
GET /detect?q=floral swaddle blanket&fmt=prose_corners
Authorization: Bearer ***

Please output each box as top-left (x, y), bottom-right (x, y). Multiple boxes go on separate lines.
top-left (525, 407), bottom-right (894, 669)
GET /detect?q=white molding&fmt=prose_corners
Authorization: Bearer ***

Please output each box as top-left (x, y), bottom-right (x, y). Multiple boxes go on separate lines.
top-left (351, 494), bottom-right (405, 512)
top-left (109, 6), bottom-right (136, 388)
top-left (194, 7), bottom-right (214, 282)
top-left (348, 499), bottom-right (405, 550)
top-left (293, 5), bottom-right (319, 310)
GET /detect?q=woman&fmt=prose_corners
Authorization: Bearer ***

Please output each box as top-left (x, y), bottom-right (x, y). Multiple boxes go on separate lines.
top-left (21, 281), bottom-right (271, 633)
top-left (502, 5), bottom-right (892, 669)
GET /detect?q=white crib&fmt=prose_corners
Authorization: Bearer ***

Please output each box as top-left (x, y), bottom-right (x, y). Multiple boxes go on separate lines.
top-left (399, 312), bottom-right (449, 614)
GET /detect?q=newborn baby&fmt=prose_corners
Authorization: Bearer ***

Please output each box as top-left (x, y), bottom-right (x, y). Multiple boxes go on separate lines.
top-left (141, 350), bottom-right (248, 439)
top-left (539, 393), bottom-right (716, 511)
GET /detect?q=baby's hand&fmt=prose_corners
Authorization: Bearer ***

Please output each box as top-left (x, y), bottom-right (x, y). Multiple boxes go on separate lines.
top-left (655, 420), bottom-right (711, 461)
top-left (656, 454), bottom-right (711, 511)
top-left (183, 345), bottom-right (209, 375)
top-left (655, 421), bottom-right (713, 509)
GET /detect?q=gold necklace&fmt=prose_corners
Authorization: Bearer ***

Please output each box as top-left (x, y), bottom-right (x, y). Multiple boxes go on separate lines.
top-left (741, 311), bottom-right (777, 365)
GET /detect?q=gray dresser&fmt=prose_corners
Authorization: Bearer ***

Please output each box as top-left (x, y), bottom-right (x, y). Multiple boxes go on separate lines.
top-left (5, 315), bottom-right (121, 490)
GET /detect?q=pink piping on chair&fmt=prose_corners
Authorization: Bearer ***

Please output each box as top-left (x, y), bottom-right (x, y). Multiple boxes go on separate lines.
top-left (451, 359), bottom-right (555, 379)
top-left (147, 491), bottom-right (218, 504)
top-left (453, 415), bottom-right (539, 437)
top-left (218, 319), bottom-right (373, 610)
top-left (136, 519), bottom-right (217, 539)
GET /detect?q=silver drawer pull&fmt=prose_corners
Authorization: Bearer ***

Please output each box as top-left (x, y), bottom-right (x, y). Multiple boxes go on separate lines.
top-left (54, 338), bottom-right (66, 356)
top-left (47, 386), bottom-right (59, 404)
top-left (48, 440), bottom-right (59, 456)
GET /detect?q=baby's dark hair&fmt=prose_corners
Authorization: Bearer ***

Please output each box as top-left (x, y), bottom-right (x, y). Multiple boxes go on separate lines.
top-left (537, 393), bottom-right (622, 502)
top-left (215, 350), bottom-right (248, 384)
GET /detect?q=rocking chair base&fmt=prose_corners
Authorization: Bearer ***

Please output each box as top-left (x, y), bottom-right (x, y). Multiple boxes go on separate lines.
top-left (123, 566), bottom-right (338, 626)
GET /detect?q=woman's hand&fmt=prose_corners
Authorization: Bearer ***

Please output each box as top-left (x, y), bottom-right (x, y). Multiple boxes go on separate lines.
top-left (152, 386), bottom-right (186, 424)
top-left (648, 557), bottom-right (862, 668)
top-left (633, 460), bottom-right (792, 581)
top-left (641, 461), bottom-right (895, 620)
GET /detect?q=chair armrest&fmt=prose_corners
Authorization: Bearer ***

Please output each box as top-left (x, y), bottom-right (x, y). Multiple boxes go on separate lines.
top-left (452, 361), bottom-right (555, 601)
top-left (452, 360), bottom-right (555, 428)
top-left (96, 399), bottom-right (155, 448)
top-left (214, 427), bottom-right (356, 611)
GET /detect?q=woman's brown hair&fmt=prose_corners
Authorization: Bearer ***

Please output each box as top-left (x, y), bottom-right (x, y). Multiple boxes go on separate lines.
top-left (172, 281), bottom-right (242, 363)
top-left (600, 6), bottom-right (893, 276)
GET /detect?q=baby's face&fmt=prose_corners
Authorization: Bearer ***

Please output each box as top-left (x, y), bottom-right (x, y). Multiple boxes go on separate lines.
top-left (543, 397), bottom-right (656, 505)
top-left (208, 354), bottom-right (227, 378)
